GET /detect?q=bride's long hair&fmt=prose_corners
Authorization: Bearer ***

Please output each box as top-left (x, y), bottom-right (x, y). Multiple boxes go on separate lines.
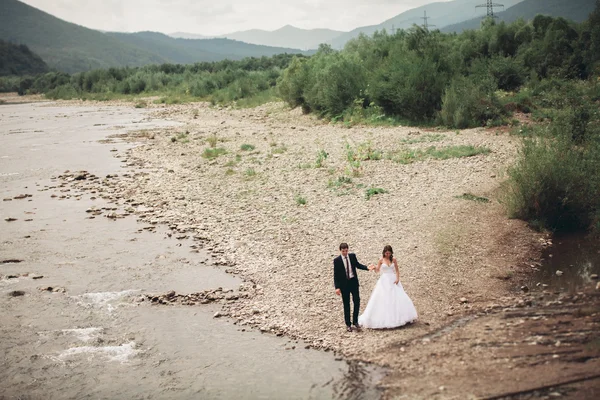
top-left (382, 245), bottom-right (393, 262)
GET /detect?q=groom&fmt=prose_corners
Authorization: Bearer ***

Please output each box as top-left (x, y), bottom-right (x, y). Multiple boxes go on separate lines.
top-left (333, 243), bottom-right (370, 332)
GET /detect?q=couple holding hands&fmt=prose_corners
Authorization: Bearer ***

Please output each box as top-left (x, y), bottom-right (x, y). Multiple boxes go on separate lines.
top-left (333, 243), bottom-right (418, 332)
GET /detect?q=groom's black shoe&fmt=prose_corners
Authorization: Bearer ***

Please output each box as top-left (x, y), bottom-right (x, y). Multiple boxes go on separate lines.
top-left (353, 324), bottom-right (362, 332)
top-left (346, 326), bottom-right (353, 332)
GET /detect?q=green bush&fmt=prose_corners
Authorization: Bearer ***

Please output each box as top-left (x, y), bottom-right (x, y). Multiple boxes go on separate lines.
top-left (277, 57), bottom-right (310, 111)
top-left (369, 51), bottom-right (446, 121)
top-left (0, 75), bottom-right (21, 93)
top-left (303, 52), bottom-right (366, 117)
top-left (439, 76), bottom-right (506, 129)
top-left (503, 134), bottom-right (599, 231)
top-left (487, 56), bottom-right (528, 91)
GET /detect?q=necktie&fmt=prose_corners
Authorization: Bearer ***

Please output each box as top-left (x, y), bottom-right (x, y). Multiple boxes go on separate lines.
top-left (345, 256), bottom-right (350, 279)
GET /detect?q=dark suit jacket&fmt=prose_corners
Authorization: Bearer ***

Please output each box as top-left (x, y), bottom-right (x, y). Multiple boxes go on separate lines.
top-left (333, 253), bottom-right (369, 290)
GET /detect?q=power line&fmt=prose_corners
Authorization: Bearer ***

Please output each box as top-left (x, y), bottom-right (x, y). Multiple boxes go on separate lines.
top-left (476, 0), bottom-right (504, 19)
top-left (421, 11), bottom-right (436, 29)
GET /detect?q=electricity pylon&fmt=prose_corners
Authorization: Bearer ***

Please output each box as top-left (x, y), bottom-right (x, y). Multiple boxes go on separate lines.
top-left (476, 0), bottom-right (504, 18)
top-left (421, 11), bottom-right (436, 29)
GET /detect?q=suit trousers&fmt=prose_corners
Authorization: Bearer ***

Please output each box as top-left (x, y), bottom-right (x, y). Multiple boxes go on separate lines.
top-left (340, 278), bottom-right (360, 326)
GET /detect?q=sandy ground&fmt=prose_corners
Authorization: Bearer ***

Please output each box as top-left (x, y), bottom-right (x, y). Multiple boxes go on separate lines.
top-left (1, 95), bottom-right (599, 399)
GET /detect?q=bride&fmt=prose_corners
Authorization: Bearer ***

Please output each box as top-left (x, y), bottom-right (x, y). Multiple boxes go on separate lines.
top-left (358, 245), bottom-right (418, 329)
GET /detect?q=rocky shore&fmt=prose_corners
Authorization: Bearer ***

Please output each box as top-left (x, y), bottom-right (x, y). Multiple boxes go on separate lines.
top-left (38, 99), bottom-right (599, 398)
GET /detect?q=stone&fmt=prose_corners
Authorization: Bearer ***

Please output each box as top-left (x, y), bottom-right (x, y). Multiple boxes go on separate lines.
top-left (9, 290), bottom-right (26, 297)
top-left (459, 297), bottom-right (468, 304)
top-left (4, 217), bottom-right (17, 222)
top-left (32, 275), bottom-right (44, 280)
top-left (520, 285), bottom-right (529, 292)
top-left (213, 312), bottom-right (223, 318)
top-left (1, 259), bottom-right (23, 264)
top-left (590, 274), bottom-right (598, 280)
top-left (596, 282), bottom-right (600, 291)
top-left (555, 270), bottom-right (564, 276)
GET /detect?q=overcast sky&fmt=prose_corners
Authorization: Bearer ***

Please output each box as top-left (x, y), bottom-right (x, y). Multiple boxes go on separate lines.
top-left (20, 0), bottom-right (453, 35)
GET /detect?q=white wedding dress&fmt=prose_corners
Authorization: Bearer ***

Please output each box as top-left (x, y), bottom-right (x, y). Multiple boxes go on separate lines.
top-left (358, 262), bottom-right (418, 329)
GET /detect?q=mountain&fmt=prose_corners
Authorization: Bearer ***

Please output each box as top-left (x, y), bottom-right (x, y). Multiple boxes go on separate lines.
top-left (0, 0), bottom-right (168, 73)
top-left (0, 39), bottom-right (49, 76)
top-left (219, 25), bottom-right (345, 51)
top-left (0, 0), bottom-right (308, 73)
top-left (442, 0), bottom-right (597, 32)
top-left (327, 0), bottom-right (525, 49)
top-left (169, 32), bottom-right (213, 40)
top-left (108, 31), bottom-right (309, 64)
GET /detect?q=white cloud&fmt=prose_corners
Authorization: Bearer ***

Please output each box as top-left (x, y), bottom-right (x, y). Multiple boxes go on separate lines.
top-left (19, 0), bottom-right (452, 35)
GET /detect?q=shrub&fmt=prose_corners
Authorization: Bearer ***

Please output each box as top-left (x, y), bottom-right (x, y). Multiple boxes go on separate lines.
top-left (303, 53), bottom-right (366, 117)
top-left (439, 76), bottom-right (506, 129)
top-left (502, 133), bottom-right (600, 232)
top-left (369, 51), bottom-right (447, 121)
top-left (277, 57), bottom-right (310, 110)
top-left (479, 56), bottom-right (528, 91)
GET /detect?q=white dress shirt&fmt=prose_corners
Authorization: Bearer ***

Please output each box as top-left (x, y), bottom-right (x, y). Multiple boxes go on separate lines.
top-left (343, 255), bottom-right (354, 279)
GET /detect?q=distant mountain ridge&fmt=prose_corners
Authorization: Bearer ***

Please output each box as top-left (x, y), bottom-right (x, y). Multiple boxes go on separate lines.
top-left (169, 32), bottom-right (213, 40)
top-left (0, 0), bottom-right (309, 73)
top-left (217, 25), bottom-right (345, 50)
top-left (107, 31), bottom-right (309, 64)
top-left (442, 0), bottom-right (597, 32)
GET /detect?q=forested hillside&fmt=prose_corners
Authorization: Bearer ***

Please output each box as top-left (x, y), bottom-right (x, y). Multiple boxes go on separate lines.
top-left (0, 39), bottom-right (49, 76)
top-left (0, 0), bottom-right (167, 73)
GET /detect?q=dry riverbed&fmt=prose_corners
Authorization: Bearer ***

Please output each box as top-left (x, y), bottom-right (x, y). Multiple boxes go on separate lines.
top-left (2, 95), bottom-right (599, 399)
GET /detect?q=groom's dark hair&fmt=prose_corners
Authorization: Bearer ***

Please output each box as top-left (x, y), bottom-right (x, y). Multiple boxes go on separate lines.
top-left (339, 243), bottom-right (349, 250)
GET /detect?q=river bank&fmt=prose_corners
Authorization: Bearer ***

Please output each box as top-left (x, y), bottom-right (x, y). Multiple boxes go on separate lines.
top-left (2, 95), bottom-right (598, 399)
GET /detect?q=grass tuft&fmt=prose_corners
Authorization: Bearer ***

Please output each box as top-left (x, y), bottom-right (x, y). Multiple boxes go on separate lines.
top-left (390, 145), bottom-right (491, 164)
top-left (295, 195), bottom-right (307, 205)
top-left (202, 147), bottom-right (227, 159)
top-left (455, 193), bottom-right (490, 203)
top-left (365, 187), bottom-right (387, 200)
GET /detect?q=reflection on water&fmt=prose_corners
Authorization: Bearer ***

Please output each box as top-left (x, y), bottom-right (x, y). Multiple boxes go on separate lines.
top-left (332, 361), bottom-right (384, 400)
top-left (531, 233), bottom-right (600, 292)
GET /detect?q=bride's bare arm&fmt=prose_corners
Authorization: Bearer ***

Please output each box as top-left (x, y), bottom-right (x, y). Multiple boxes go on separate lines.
top-left (375, 259), bottom-right (382, 273)
top-left (393, 258), bottom-right (400, 284)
